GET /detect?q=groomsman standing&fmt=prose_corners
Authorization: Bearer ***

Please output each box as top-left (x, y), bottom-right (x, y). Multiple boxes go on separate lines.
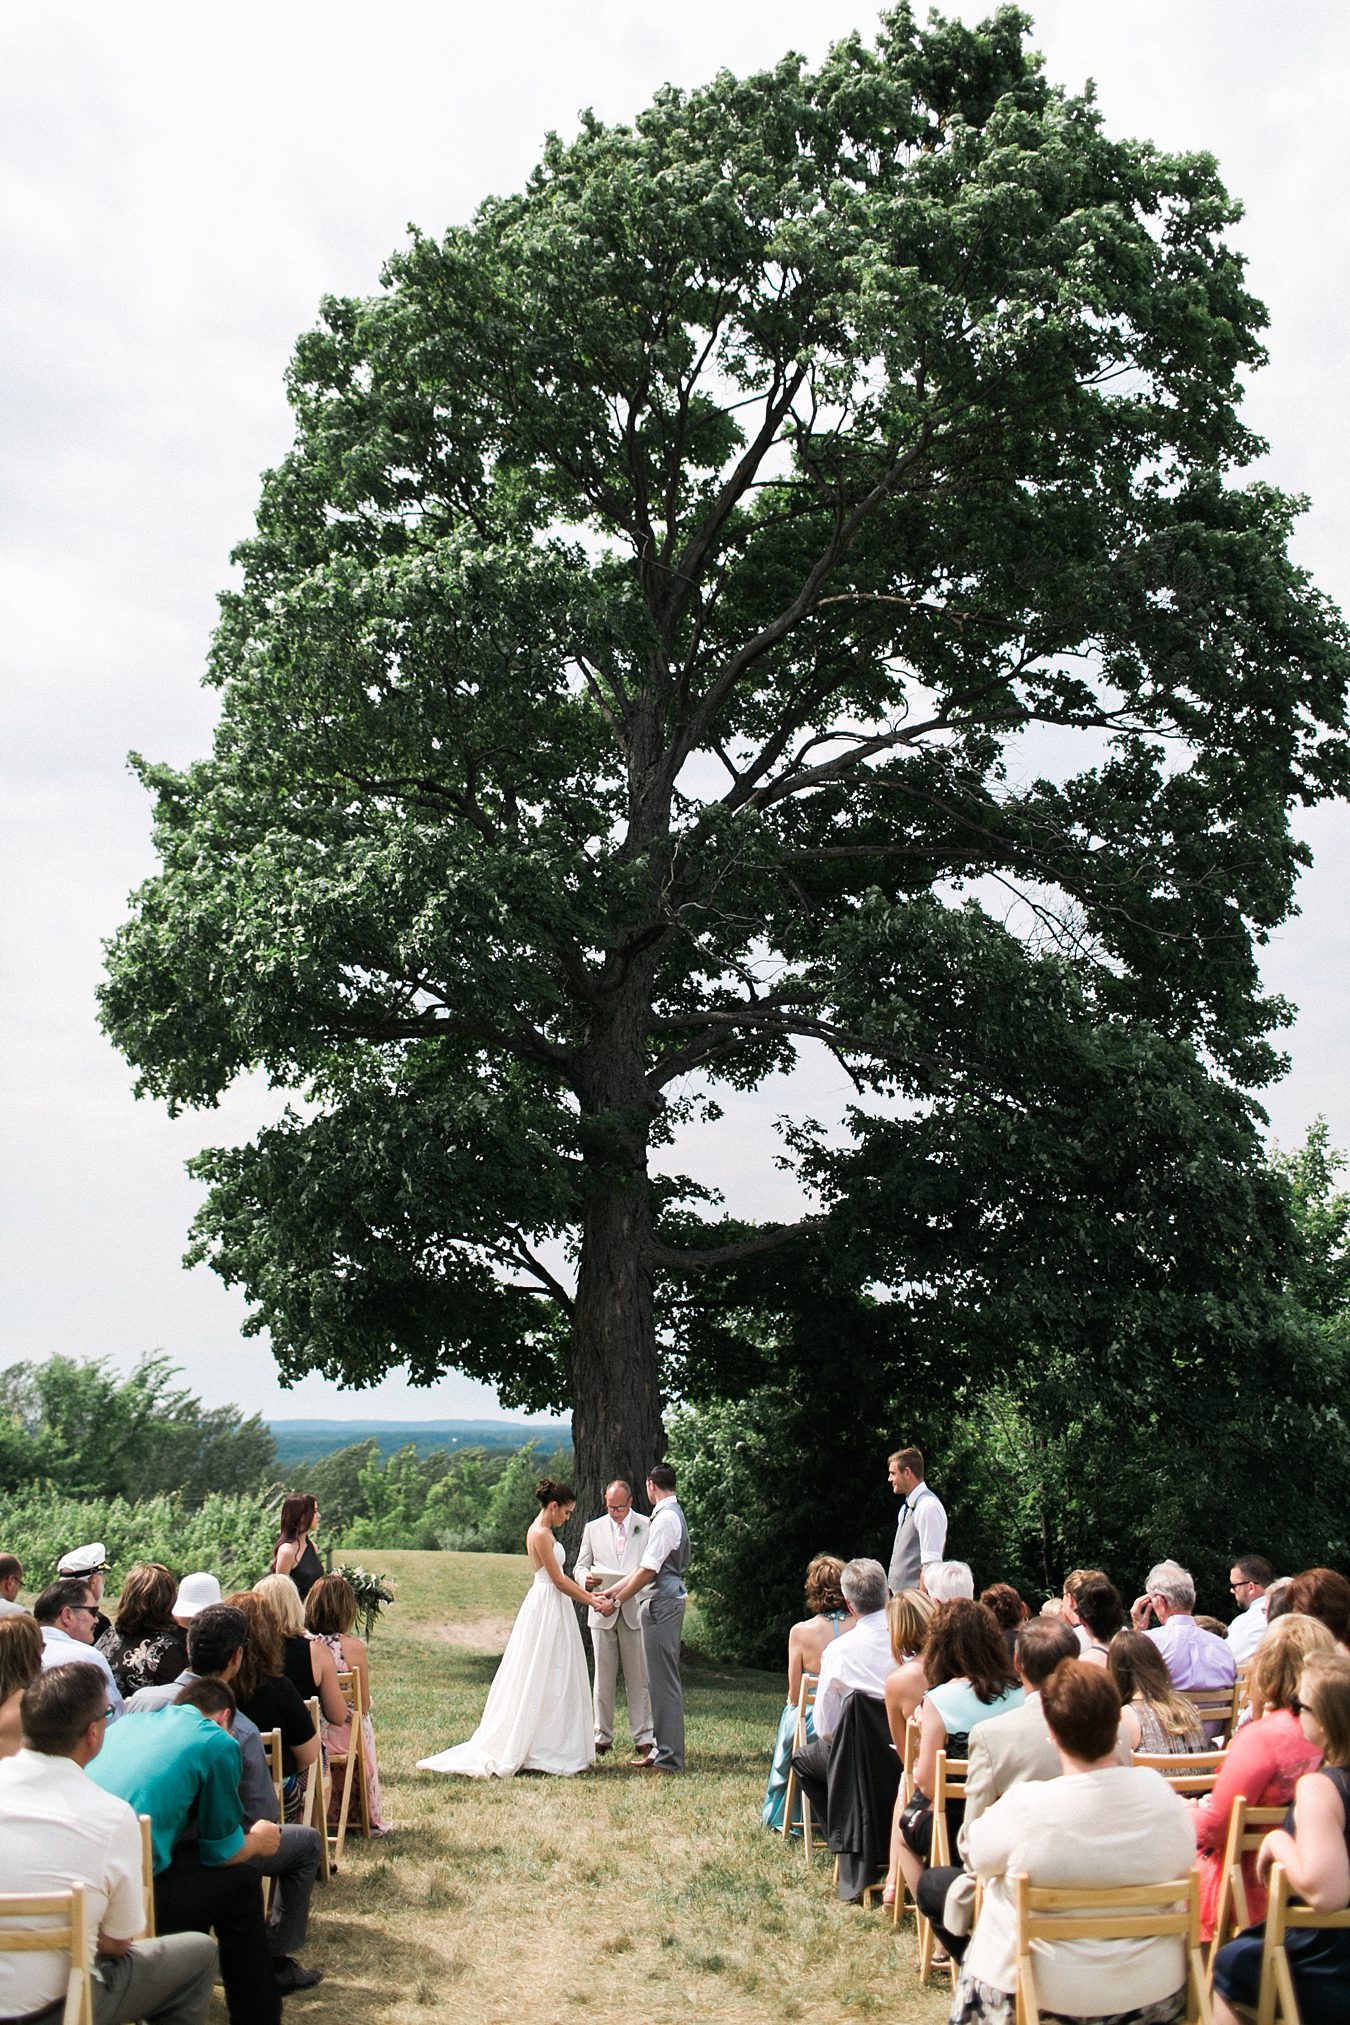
top-left (601, 1463), bottom-right (690, 1773)
top-left (575, 1480), bottom-right (655, 1762)
top-left (887, 1446), bottom-right (946, 1595)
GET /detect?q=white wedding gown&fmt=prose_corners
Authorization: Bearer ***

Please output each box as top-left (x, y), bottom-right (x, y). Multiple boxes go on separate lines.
top-left (417, 1540), bottom-right (594, 1777)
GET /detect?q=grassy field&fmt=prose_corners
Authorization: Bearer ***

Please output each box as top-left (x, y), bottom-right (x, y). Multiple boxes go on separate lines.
top-left (254, 1549), bottom-right (950, 2025)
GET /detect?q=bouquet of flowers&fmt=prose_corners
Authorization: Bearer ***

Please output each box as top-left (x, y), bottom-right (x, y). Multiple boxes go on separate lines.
top-left (336, 1564), bottom-right (395, 1640)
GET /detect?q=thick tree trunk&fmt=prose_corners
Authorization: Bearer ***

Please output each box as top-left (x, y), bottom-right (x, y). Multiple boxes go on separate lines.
top-left (566, 956), bottom-right (665, 1547)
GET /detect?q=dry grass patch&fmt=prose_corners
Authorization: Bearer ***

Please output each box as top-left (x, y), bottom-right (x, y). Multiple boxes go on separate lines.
top-left (211, 1549), bottom-right (949, 2024)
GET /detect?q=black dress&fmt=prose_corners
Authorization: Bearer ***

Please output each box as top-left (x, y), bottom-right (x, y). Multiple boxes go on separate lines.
top-left (238, 1673), bottom-right (317, 1779)
top-left (284, 1539), bottom-right (323, 1601)
top-left (1212, 1766), bottom-right (1350, 2024)
top-left (281, 1634), bottom-right (316, 1700)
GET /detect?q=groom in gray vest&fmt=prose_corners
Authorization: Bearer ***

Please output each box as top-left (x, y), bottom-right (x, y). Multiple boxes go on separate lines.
top-left (887, 1445), bottom-right (947, 1595)
top-left (600, 1462), bottom-right (690, 1772)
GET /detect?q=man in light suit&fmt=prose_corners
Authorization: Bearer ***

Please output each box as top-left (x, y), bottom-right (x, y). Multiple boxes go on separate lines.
top-left (574, 1480), bottom-right (655, 1763)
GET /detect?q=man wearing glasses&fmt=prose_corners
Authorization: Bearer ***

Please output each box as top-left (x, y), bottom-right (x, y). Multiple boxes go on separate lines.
top-left (33, 1577), bottom-right (125, 1717)
top-left (1227, 1554), bottom-right (1274, 1663)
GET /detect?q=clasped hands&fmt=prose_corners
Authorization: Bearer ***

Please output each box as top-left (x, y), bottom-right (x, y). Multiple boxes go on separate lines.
top-left (585, 1573), bottom-right (620, 1615)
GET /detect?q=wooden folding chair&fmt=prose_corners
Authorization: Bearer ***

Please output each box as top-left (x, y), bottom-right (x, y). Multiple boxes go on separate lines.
top-left (328, 1668), bottom-right (371, 1868)
top-left (255, 1728), bottom-right (285, 1912)
top-left (138, 1813), bottom-right (156, 1937)
top-left (1206, 1797), bottom-right (1286, 1993)
top-left (779, 1671), bottom-right (822, 1845)
top-left (890, 1719), bottom-right (922, 1929)
top-left (0, 1881), bottom-right (94, 2025)
top-left (300, 1694), bottom-right (332, 1882)
top-left (1134, 1749), bottom-right (1226, 1796)
top-left (1186, 1687), bottom-right (1239, 1746)
top-left (1014, 1865), bottom-right (1210, 2025)
top-left (1245, 1859), bottom-right (1350, 2025)
top-left (916, 1749), bottom-right (970, 1984)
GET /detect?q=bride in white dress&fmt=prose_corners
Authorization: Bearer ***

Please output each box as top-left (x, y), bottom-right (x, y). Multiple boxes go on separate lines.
top-left (417, 1477), bottom-right (609, 1778)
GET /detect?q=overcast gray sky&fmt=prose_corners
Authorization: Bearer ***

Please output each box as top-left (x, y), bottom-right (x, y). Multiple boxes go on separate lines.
top-left (3, 2), bottom-right (1347, 1425)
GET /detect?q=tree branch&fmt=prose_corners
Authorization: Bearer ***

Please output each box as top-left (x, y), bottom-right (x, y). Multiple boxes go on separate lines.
top-left (647, 1215), bottom-right (828, 1271)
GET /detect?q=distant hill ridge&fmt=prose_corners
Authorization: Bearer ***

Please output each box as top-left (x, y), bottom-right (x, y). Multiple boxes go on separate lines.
top-left (269, 1417), bottom-right (571, 1468)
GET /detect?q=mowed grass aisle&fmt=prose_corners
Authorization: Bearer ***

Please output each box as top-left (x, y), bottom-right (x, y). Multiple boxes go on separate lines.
top-left (262, 1550), bottom-right (949, 2025)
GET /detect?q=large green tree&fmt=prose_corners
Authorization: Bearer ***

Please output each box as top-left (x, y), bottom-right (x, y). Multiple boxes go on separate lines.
top-left (101, 6), bottom-right (1349, 1523)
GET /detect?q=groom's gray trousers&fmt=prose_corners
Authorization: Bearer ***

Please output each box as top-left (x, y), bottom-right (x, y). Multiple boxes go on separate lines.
top-left (642, 1589), bottom-right (686, 1770)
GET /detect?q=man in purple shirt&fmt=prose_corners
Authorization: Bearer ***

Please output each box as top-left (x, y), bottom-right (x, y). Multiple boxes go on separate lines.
top-left (1129, 1558), bottom-right (1235, 1690)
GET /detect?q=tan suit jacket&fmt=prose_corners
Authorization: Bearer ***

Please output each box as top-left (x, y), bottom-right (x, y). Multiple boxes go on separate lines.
top-left (574, 1511), bottom-right (650, 1632)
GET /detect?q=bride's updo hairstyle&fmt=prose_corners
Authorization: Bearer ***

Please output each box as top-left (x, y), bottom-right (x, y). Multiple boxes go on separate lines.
top-left (535, 1477), bottom-right (575, 1508)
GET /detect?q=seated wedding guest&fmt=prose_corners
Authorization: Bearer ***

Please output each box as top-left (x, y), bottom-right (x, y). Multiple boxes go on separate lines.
top-left (125, 1607), bottom-right (324, 1994)
top-left (1212, 1651), bottom-right (1350, 2025)
top-left (0, 1551), bottom-right (26, 1616)
top-left (1129, 1559), bottom-right (1236, 1690)
top-left (57, 1543), bottom-right (113, 1641)
top-left (34, 1578), bottom-right (125, 1716)
top-left (1195, 1615), bottom-right (1231, 1640)
top-left (272, 1495), bottom-right (323, 1600)
top-left (1061, 1569), bottom-right (1107, 1654)
top-left (1193, 1612), bottom-right (1334, 1938)
top-left (0, 1611), bottom-right (43, 1758)
top-left (980, 1584), bottom-right (1028, 1663)
top-left (1074, 1573), bottom-right (1125, 1666)
top-left (172, 1572), bottom-right (221, 1627)
top-left (911, 1616), bottom-right (1082, 1952)
top-left (788, 1559), bottom-right (894, 1817)
top-left (87, 1673), bottom-right (283, 2025)
top-left (953, 1660), bottom-right (1196, 2024)
top-left (223, 1591), bottom-right (319, 1811)
top-left (762, 1553), bottom-right (848, 1830)
top-left (1283, 1567), bottom-right (1350, 1653)
top-left (1264, 1575), bottom-right (1294, 1624)
top-left (0, 1665), bottom-right (218, 2025)
top-left (885, 1588), bottom-right (938, 1741)
top-left (253, 1571), bottom-right (348, 1725)
top-left (97, 1562), bottom-right (189, 1696)
top-left (1108, 1630), bottom-right (1207, 1762)
top-left (925, 1561), bottom-right (976, 1604)
top-left (892, 1600), bottom-right (1023, 1915)
top-left (1226, 1555), bottom-right (1274, 1663)
top-left (305, 1573), bottom-right (390, 1832)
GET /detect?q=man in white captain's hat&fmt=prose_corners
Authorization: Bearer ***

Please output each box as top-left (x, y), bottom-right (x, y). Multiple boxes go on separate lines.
top-left (57, 1541), bottom-right (112, 1642)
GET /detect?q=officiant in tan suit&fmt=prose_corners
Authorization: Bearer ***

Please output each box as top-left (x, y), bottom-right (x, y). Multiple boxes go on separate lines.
top-left (575, 1480), bottom-right (655, 1761)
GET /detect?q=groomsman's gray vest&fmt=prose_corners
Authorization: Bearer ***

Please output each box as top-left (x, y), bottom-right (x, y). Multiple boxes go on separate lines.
top-left (651, 1499), bottom-right (690, 1600)
top-left (888, 1487), bottom-right (937, 1594)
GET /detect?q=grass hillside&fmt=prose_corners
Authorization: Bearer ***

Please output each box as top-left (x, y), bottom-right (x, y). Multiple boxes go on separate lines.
top-left (268, 1548), bottom-right (949, 2025)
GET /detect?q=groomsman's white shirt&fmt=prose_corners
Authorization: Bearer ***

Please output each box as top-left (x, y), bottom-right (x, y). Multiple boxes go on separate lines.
top-left (39, 1626), bottom-right (124, 1716)
top-left (900, 1481), bottom-right (947, 1573)
top-left (639, 1494), bottom-right (684, 1584)
top-left (813, 1608), bottom-right (893, 1740)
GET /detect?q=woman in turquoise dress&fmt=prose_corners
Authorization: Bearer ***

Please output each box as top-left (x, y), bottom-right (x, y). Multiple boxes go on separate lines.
top-left (762, 1555), bottom-right (848, 1831)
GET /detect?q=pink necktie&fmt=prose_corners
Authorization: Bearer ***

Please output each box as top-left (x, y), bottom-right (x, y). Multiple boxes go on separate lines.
top-left (616, 1521), bottom-right (626, 1556)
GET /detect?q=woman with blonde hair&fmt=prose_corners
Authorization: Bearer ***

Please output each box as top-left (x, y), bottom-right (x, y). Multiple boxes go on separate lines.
top-left (1108, 1629), bottom-right (1207, 1761)
top-left (253, 1572), bottom-right (347, 1727)
top-left (0, 1613), bottom-right (42, 1758)
top-left (1193, 1612), bottom-right (1334, 1937)
top-left (306, 1574), bottom-right (390, 1828)
top-left (885, 1588), bottom-right (937, 1741)
top-left (762, 1553), bottom-right (850, 1830)
top-left (1213, 1651), bottom-right (1350, 2024)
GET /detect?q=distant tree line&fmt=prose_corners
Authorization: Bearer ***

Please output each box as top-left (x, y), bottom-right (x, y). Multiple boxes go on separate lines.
top-left (300, 1438), bottom-right (574, 1553)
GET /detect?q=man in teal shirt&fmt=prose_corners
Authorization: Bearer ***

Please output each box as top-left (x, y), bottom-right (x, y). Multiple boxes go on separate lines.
top-left (88, 1682), bottom-right (282, 2025)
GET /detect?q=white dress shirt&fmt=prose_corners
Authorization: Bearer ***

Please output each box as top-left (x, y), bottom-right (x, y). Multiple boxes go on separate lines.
top-left (813, 1608), bottom-right (894, 1740)
top-left (0, 1748), bottom-right (143, 2015)
top-left (639, 1494), bottom-right (684, 1575)
top-left (1227, 1594), bottom-right (1269, 1664)
top-left (40, 1624), bottom-right (125, 1715)
top-left (903, 1482), bottom-right (948, 1569)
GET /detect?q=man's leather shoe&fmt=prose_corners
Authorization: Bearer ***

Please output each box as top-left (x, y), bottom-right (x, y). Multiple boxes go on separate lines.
top-left (273, 1958), bottom-right (324, 1993)
top-left (595, 1741), bottom-right (612, 1755)
top-left (635, 1757), bottom-right (676, 1772)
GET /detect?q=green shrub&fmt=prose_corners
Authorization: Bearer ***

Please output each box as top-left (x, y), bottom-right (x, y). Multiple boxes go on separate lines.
top-left (0, 1484), bottom-right (277, 1595)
